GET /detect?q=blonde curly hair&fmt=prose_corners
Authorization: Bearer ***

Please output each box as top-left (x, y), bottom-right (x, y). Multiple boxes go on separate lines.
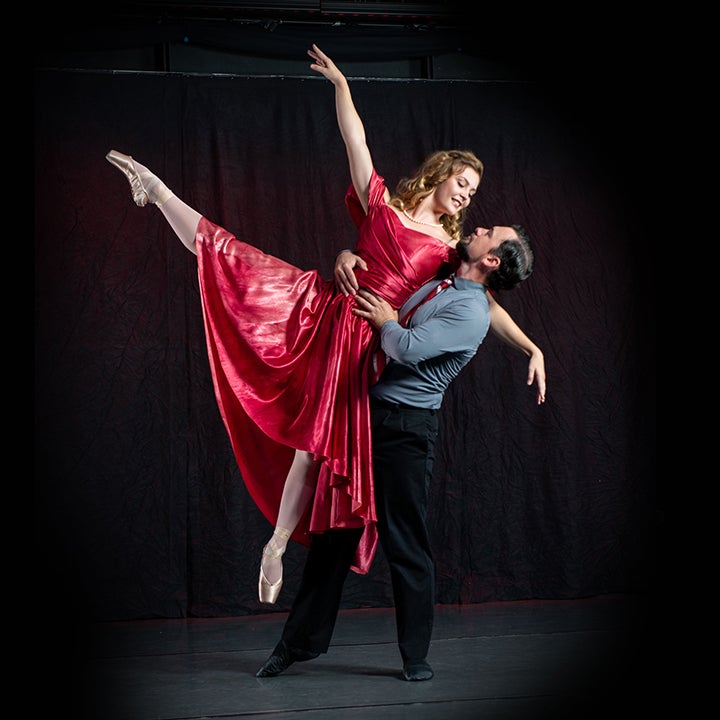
top-left (389, 150), bottom-right (484, 242)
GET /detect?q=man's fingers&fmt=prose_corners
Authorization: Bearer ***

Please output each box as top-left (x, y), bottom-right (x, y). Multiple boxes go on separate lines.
top-left (353, 293), bottom-right (372, 307)
top-left (355, 290), bottom-right (380, 306)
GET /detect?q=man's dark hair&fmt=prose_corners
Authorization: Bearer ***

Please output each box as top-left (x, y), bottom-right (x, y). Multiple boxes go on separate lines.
top-left (486, 224), bottom-right (534, 292)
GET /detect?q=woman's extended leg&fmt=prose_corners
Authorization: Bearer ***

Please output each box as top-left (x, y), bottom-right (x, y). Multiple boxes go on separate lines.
top-left (106, 150), bottom-right (201, 255)
top-left (107, 150), bottom-right (319, 605)
top-left (259, 450), bottom-right (319, 604)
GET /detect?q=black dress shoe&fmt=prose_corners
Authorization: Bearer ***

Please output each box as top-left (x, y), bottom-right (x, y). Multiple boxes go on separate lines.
top-left (255, 641), bottom-right (319, 677)
top-left (402, 659), bottom-right (434, 681)
top-left (256, 647), bottom-right (293, 677)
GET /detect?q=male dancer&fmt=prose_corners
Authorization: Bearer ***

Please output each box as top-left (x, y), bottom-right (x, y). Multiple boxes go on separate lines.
top-left (257, 223), bottom-right (542, 681)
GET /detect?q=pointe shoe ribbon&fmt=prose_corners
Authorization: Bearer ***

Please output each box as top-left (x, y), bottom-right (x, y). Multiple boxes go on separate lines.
top-left (105, 149), bottom-right (173, 207)
top-left (258, 527), bottom-right (291, 604)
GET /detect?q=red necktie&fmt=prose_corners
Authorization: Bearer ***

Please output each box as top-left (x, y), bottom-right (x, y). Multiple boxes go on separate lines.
top-left (371, 276), bottom-right (454, 385)
top-left (399, 276), bottom-right (454, 327)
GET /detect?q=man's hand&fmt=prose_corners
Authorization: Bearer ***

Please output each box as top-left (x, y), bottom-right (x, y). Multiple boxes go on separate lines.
top-left (352, 289), bottom-right (398, 329)
top-left (527, 350), bottom-right (546, 404)
top-left (334, 250), bottom-right (368, 296)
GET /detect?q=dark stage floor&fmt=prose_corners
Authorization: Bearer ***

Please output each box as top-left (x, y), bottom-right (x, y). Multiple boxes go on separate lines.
top-left (56, 595), bottom-right (652, 719)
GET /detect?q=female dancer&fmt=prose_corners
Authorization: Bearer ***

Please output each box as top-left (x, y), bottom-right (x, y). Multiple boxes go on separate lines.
top-left (106, 44), bottom-right (545, 604)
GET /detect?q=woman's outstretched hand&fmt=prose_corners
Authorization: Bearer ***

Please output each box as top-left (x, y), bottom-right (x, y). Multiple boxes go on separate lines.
top-left (308, 44), bottom-right (344, 83)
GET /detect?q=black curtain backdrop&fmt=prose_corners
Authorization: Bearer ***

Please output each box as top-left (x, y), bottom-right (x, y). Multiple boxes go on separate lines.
top-left (34, 67), bottom-right (655, 622)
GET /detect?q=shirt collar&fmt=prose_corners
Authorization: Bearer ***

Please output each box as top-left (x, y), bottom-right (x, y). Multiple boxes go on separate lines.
top-left (452, 275), bottom-right (487, 294)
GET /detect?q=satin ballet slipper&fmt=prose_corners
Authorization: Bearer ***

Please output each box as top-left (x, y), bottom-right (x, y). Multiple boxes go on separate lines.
top-left (105, 149), bottom-right (173, 207)
top-left (258, 527), bottom-right (291, 604)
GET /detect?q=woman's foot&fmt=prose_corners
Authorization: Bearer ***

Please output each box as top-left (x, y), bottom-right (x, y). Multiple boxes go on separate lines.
top-left (258, 527), bottom-right (291, 604)
top-left (106, 150), bottom-right (173, 207)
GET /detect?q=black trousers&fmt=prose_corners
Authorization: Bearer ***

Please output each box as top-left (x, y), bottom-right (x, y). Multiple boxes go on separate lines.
top-left (281, 399), bottom-right (439, 663)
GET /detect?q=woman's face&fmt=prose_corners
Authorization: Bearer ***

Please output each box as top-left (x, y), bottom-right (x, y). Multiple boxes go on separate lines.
top-left (435, 167), bottom-right (480, 216)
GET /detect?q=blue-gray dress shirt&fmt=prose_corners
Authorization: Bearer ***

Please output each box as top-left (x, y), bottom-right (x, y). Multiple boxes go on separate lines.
top-left (370, 275), bottom-right (490, 409)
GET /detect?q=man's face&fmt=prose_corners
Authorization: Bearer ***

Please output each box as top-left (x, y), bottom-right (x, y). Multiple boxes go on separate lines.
top-left (457, 226), bottom-right (517, 262)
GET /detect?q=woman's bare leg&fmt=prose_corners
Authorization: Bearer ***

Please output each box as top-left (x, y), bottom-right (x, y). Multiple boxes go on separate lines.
top-left (259, 450), bottom-right (319, 603)
top-left (158, 196), bottom-right (202, 255)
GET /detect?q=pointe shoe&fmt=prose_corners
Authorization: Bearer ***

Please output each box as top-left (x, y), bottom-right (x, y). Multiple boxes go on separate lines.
top-left (258, 527), bottom-right (291, 604)
top-left (105, 149), bottom-right (173, 207)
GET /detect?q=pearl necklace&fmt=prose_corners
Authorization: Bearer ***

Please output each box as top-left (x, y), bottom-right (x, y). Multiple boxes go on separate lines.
top-left (401, 209), bottom-right (443, 228)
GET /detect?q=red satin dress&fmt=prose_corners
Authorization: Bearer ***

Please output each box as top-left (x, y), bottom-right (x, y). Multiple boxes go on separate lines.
top-left (195, 169), bottom-right (458, 573)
